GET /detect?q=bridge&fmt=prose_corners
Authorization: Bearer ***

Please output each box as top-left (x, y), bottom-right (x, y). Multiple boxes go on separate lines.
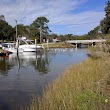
top-left (66, 39), bottom-right (106, 48)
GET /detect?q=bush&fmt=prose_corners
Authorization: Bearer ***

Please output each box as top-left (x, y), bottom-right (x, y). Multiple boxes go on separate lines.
top-left (88, 44), bottom-right (110, 59)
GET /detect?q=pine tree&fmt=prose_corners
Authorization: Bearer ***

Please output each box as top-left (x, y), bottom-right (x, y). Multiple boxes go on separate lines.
top-left (100, 1), bottom-right (110, 34)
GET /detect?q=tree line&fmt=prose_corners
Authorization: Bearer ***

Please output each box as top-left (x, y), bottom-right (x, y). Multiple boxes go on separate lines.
top-left (84, 1), bottom-right (110, 40)
top-left (0, 16), bottom-right (50, 43)
top-left (0, 1), bottom-right (110, 42)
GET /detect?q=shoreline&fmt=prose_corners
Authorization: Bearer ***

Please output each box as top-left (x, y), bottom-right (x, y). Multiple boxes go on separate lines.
top-left (27, 56), bottom-right (110, 110)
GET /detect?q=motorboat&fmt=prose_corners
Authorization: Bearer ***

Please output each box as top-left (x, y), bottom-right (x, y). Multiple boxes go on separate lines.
top-left (18, 38), bottom-right (44, 52)
top-left (2, 43), bottom-right (23, 53)
top-left (2, 38), bottom-right (44, 53)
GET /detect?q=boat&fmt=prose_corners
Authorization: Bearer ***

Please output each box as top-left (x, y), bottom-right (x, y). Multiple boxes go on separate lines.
top-left (2, 43), bottom-right (23, 53)
top-left (2, 38), bottom-right (44, 53)
top-left (18, 38), bottom-right (44, 52)
top-left (0, 43), bottom-right (2, 48)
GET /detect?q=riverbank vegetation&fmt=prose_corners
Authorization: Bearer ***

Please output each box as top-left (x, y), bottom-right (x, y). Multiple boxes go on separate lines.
top-left (27, 44), bottom-right (110, 110)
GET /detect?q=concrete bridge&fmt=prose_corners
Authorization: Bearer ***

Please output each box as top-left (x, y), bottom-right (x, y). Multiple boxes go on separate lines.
top-left (66, 39), bottom-right (106, 48)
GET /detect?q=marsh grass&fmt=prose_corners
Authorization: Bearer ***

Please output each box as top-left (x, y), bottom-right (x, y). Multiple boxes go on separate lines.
top-left (26, 55), bottom-right (110, 110)
top-left (88, 44), bottom-right (110, 59)
top-left (26, 44), bottom-right (110, 110)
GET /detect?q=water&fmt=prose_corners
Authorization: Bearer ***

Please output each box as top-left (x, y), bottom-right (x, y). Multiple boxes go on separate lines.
top-left (0, 48), bottom-right (87, 110)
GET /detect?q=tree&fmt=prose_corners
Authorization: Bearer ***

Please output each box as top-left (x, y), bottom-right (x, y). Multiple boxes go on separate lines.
top-left (87, 26), bottom-right (100, 39)
top-left (15, 24), bottom-right (30, 37)
top-left (105, 1), bottom-right (110, 18)
top-left (30, 17), bottom-right (50, 43)
top-left (65, 34), bottom-right (73, 40)
top-left (0, 19), bottom-right (15, 41)
top-left (100, 18), bottom-right (110, 34)
top-left (0, 15), bottom-right (5, 21)
top-left (29, 29), bottom-right (40, 42)
top-left (2, 25), bottom-right (15, 41)
top-left (100, 1), bottom-right (110, 34)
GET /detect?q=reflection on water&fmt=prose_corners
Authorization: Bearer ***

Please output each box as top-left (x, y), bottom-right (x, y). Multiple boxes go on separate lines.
top-left (0, 52), bottom-right (50, 75)
top-left (0, 57), bottom-right (12, 76)
top-left (0, 48), bottom-right (87, 110)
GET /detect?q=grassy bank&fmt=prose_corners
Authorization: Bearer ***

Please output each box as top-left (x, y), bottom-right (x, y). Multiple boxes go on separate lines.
top-left (27, 51), bottom-right (110, 110)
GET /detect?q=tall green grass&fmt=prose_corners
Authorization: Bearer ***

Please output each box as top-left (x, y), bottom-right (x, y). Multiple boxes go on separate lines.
top-left (27, 46), bottom-right (110, 110)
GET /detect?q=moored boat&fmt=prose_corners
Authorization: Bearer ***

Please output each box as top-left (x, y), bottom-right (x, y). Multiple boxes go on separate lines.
top-left (2, 43), bottom-right (23, 53)
top-left (2, 38), bottom-right (44, 53)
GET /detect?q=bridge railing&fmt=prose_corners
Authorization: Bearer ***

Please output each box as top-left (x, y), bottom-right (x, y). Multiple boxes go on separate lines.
top-left (66, 39), bottom-right (106, 44)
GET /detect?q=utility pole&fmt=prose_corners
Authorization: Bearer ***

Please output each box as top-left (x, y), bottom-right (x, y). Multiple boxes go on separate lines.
top-left (15, 19), bottom-right (18, 53)
top-left (40, 24), bottom-right (42, 43)
top-left (15, 19), bottom-right (17, 41)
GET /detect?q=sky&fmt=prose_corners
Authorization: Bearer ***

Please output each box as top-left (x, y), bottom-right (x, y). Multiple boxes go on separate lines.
top-left (0, 0), bottom-right (107, 35)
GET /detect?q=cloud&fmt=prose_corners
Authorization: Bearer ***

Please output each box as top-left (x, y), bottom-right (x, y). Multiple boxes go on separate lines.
top-left (0, 0), bottom-right (105, 34)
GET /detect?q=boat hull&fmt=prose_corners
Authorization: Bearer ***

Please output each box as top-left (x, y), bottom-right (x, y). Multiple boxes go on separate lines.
top-left (23, 48), bottom-right (37, 52)
top-left (19, 44), bottom-right (44, 52)
top-left (2, 42), bottom-right (44, 53)
top-left (2, 47), bottom-right (23, 53)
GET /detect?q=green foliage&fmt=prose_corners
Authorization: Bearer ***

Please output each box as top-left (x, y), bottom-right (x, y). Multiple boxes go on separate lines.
top-left (16, 24), bottom-right (30, 37)
top-left (31, 17), bottom-right (49, 30)
top-left (73, 35), bottom-right (89, 40)
top-left (86, 1), bottom-right (110, 38)
top-left (105, 1), bottom-right (110, 18)
top-left (100, 1), bottom-right (110, 34)
top-left (0, 15), bottom-right (5, 21)
top-left (50, 34), bottom-right (58, 39)
top-left (49, 34), bottom-right (66, 42)
top-left (65, 34), bottom-right (73, 40)
top-left (0, 15), bottom-right (50, 42)
top-left (29, 29), bottom-right (40, 42)
top-left (87, 26), bottom-right (101, 39)
top-left (0, 18), bottom-right (15, 41)
top-left (75, 89), bottom-right (106, 110)
top-left (101, 17), bottom-right (110, 34)
top-left (30, 17), bottom-right (50, 42)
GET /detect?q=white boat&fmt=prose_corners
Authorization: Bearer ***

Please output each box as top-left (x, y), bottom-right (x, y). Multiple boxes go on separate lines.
top-left (2, 38), bottom-right (44, 53)
top-left (0, 43), bottom-right (2, 48)
top-left (2, 43), bottom-right (23, 53)
top-left (18, 39), bottom-right (44, 52)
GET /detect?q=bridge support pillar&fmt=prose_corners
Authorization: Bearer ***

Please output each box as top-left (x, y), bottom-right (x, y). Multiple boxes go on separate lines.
top-left (75, 43), bottom-right (77, 49)
top-left (92, 42), bottom-right (96, 46)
